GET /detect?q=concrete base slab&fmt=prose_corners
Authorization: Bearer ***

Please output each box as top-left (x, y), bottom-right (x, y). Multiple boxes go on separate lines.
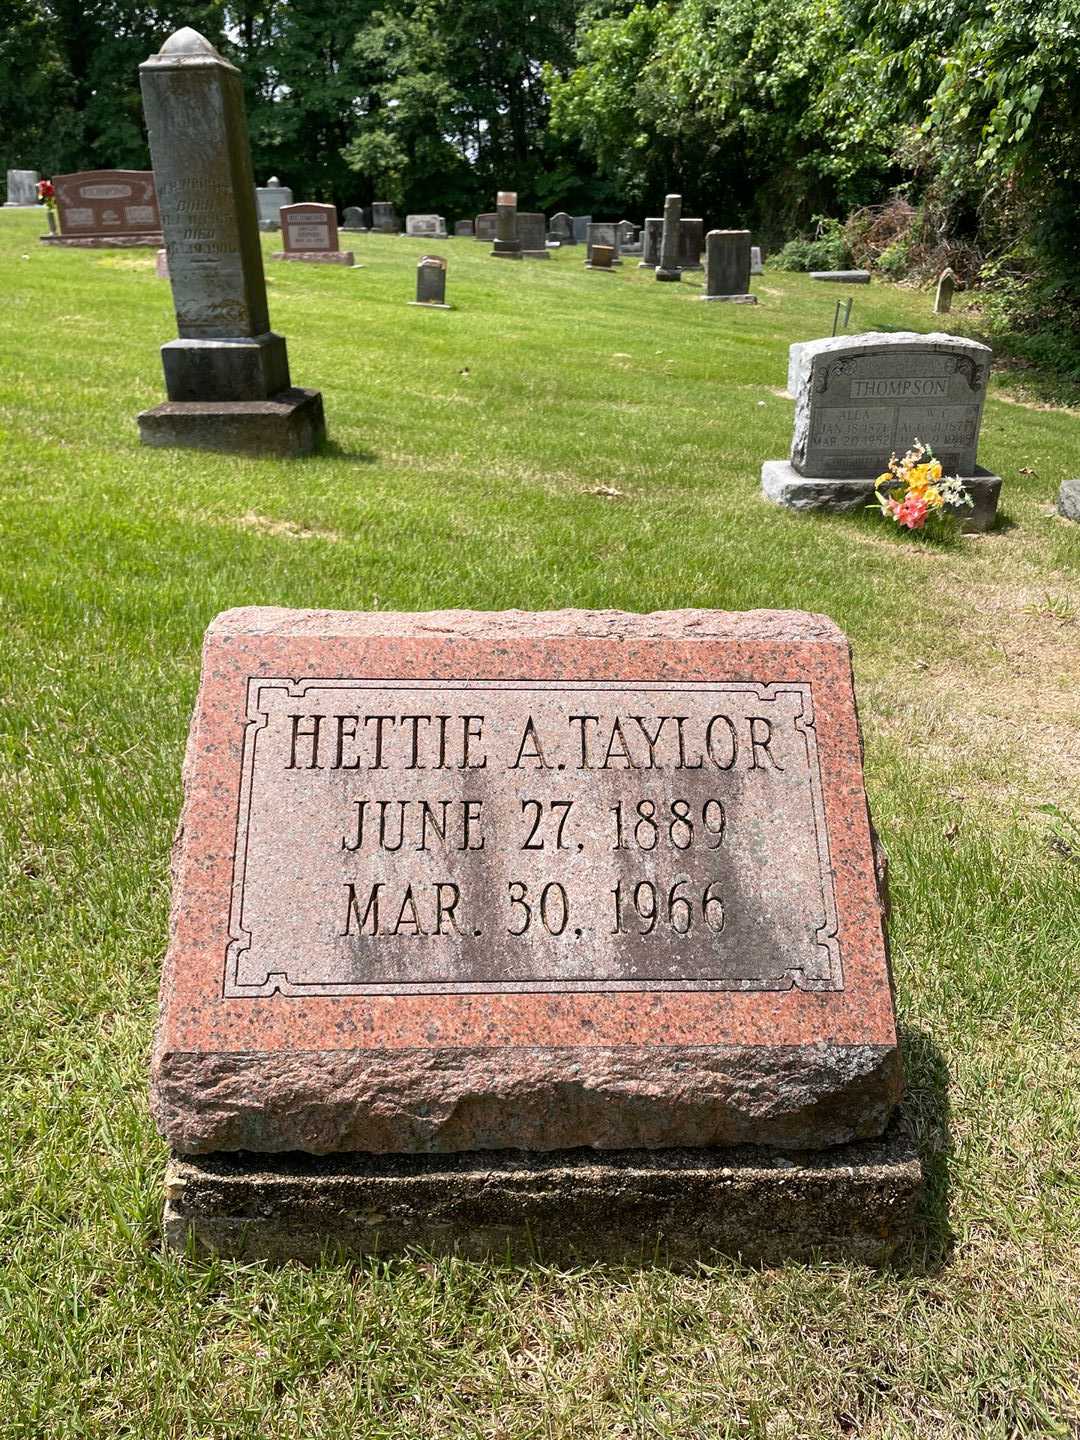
top-left (163, 1127), bottom-right (922, 1268)
top-left (40, 233), bottom-right (163, 248)
top-left (699, 294), bottom-right (758, 304)
top-left (408, 301), bottom-right (452, 310)
top-left (138, 387), bottom-right (325, 458)
top-left (762, 459), bottom-right (1001, 533)
top-left (272, 250), bottom-right (354, 266)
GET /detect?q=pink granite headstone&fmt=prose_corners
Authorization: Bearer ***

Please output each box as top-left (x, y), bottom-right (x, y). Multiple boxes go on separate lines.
top-left (153, 607), bottom-right (903, 1157)
top-left (274, 202), bottom-right (353, 266)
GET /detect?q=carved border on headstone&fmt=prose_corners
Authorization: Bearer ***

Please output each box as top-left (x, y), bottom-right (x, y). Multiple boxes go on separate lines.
top-left (224, 677), bottom-right (843, 998)
top-left (952, 355), bottom-right (987, 392)
top-left (815, 358), bottom-right (858, 395)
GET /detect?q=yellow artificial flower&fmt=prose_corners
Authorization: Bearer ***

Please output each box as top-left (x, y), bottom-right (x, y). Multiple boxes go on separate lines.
top-left (876, 472), bottom-right (894, 487)
top-left (928, 460), bottom-right (943, 480)
top-left (906, 464), bottom-right (931, 492)
top-left (923, 485), bottom-right (945, 509)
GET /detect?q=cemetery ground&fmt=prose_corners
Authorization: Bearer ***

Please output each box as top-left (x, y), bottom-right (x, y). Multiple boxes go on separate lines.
top-left (1, 205), bottom-right (1078, 1438)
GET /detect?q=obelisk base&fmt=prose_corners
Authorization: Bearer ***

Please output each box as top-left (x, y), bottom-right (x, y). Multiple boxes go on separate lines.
top-left (164, 1126), bottom-right (922, 1268)
top-left (138, 388), bottom-right (325, 457)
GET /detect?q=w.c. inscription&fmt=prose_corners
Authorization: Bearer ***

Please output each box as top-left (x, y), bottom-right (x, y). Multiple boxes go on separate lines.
top-left (224, 679), bottom-right (842, 998)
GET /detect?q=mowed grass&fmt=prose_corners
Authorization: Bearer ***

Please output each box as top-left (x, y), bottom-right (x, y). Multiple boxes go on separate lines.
top-left (1, 207), bottom-right (1079, 1438)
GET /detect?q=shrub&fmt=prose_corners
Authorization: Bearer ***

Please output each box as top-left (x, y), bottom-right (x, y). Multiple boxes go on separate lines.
top-left (775, 216), bottom-right (850, 271)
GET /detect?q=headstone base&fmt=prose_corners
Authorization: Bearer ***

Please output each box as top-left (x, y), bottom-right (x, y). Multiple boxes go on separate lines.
top-left (162, 333), bottom-right (291, 404)
top-left (655, 268), bottom-right (681, 282)
top-left (584, 263), bottom-right (618, 272)
top-left (761, 460), bottom-right (1001, 533)
top-left (698, 294), bottom-right (758, 304)
top-left (137, 387), bottom-right (325, 458)
top-left (408, 300), bottom-right (452, 310)
top-left (163, 1127), bottom-right (921, 1268)
top-left (491, 241), bottom-right (522, 260)
top-left (271, 250), bottom-right (354, 266)
top-left (809, 270), bottom-right (871, 284)
top-left (39, 232), bottom-right (163, 248)
top-left (522, 249), bottom-right (550, 260)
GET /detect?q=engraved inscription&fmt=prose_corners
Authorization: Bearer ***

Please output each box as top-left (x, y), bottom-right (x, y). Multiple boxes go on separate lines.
top-left (286, 221), bottom-right (331, 249)
top-left (850, 377), bottom-right (947, 399)
top-left (224, 680), bottom-right (842, 998)
top-left (810, 407), bottom-right (895, 452)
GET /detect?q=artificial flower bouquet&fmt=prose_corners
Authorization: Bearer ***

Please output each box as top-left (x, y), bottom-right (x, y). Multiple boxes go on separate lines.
top-left (873, 441), bottom-right (972, 535)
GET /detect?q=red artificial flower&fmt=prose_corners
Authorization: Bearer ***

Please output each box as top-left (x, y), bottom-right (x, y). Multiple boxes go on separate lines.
top-left (37, 179), bottom-right (55, 201)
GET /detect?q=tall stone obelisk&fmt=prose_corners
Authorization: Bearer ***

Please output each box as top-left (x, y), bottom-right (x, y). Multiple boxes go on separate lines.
top-left (491, 190), bottom-right (522, 259)
top-left (655, 193), bottom-right (682, 282)
top-left (136, 28), bottom-right (325, 456)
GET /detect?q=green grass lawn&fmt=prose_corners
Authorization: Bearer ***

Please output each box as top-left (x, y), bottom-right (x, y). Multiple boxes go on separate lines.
top-left (1, 208), bottom-right (1079, 1438)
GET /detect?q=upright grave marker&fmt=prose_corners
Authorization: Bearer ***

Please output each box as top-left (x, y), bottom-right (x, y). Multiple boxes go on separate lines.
top-left (934, 268), bottom-right (957, 315)
top-left (371, 202), bottom-right (400, 233)
top-left (518, 213), bottom-right (549, 258)
top-left (572, 215), bottom-right (591, 244)
top-left (491, 190), bottom-right (521, 259)
top-left (763, 331), bottom-right (1001, 529)
top-left (406, 214), bottom-right (447, 238)
top-left (137, 27), bottom-right (324, 457)
top-left (586, 222), bottom-right (621, 264)
top-left (700, 229), bottom-right (756, 303)
top-left (274, 203), bottom-right (354, 266)
top-left (42, 171), bottom-right (162, 247)
top-left (585, 243), bottom-right (616, 271)
top-left (454, 219), bottom-right (474, 237)
top-left (255, 177), bottom-right (292, 231)
top-left (549, 212), bottom-right (574, 244)
top-left (640, 217), bottom-right (662, 269)
top-left (342, 206), bottom-right (369, 232)
top-left (474, 212), bottom-right (497, 242)
top-left (751, 246), bottom-right (764, 275)
top-left (656, 194), bottom-right (682, 282)
top-left (679, 218), bottom-right (704, 271)
top-left (156, 607), bottom-right (918, 1265)
top-left (409, 254), bottom-right (450, 308)
top-left (5, 169), bottom-right (39, 207)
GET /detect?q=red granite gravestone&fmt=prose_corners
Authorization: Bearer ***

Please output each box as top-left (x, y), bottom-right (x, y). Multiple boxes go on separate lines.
top-left (158, 608), bottom-right (920, 1264)
top-left (273, 202), bottom-right (353, 266)
top-left (43, 170), bottom-right (162, 247)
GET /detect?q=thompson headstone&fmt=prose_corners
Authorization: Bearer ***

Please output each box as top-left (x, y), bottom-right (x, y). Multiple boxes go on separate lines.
top-left (255, 177), bottom-right (292, 231)
top-left (274, 203), bottom-right (353, 265)
top-left (409, 253), bottom-right (450, 308)
top-left (5, 169), bottom-right (39, 207)
top-left (45, 170), bottom-right (162, 247)
top-left (155, 607), bottom-right (919, 1265)
top-left (700, 229), bottom-right (756, 303)
top-left (656, 194), bottom-right (682, 282)
top-left (762, 332), bottom-right (1001, 530)
top-left (491, 190), bottom-right (521, 259)
top-left (136, 27), bottom-right (324, 457)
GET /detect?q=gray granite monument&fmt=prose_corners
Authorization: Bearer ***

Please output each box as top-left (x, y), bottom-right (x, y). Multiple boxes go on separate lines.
top-left (699, 229), bottom-right (756, 303)
top-left (255, 177), bottom-right (291, 231)
top-left (454, 219), bottom-right (474, 237)
top-left (136, 28), bottom-right (324, 457)
top-left (679, 218), bottom-right (704, 271)
top-left (572, 215), bottom-right (591, 244)
top-left (371, 202), bottom-right (400, 233)
top-left (491, 190), bottom-right (521, 259)
top-left (342, 206), bottom-right (369, 232)
top-left (586, 222), bottom-right (621, 264)
top-left (518, 212), bottom-right (549, 258)
top-left (639, 217), bottom-right (662, 269)
top-left (762, 332), bottom-right (1001, 530)
top-left (406, 214), bottom-right (447, 238)
top-left (656, 194), bottom-right (681, 282)
top-left (549, 212), bottom-right (574, 244)
top-left (4, 169), bottom-right (39, 207)
top-left (474, 212), bottom-right (497, 241)
top-left (409, 253), bottom-right (450, 308)
top-left (751, 246), bottom-right (763, 275)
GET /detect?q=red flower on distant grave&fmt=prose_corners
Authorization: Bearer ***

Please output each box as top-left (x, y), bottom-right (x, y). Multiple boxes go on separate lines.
top-left (37, 179), bottom-right (56, 205)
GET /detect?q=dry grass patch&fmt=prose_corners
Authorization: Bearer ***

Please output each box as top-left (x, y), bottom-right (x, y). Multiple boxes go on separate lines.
top-left (232, 510), bottom-right (342, 542)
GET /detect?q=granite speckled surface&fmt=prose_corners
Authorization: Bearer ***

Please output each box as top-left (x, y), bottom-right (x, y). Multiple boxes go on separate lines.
top-left (152, 607), bottom-right (903, 1154)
